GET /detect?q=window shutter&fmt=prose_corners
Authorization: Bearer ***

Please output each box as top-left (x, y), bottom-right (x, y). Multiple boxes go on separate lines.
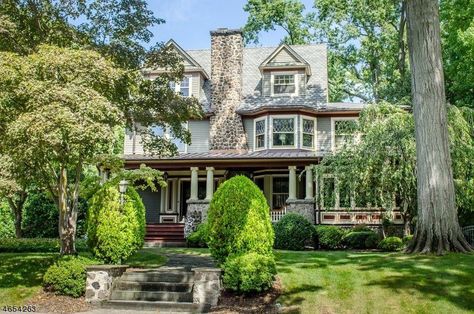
top-left (262, 73), bottom-right (271, 96)
top-left (299, 73), bottom-right (306, 96)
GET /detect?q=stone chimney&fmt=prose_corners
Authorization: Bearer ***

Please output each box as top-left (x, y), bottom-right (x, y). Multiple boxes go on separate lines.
top-left (209, 28), bottom-right (247, 150)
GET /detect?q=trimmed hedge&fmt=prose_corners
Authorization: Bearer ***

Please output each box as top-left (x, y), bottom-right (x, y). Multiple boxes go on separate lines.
top-left (378, 236), bottom-right (404, 251)
top-left (207, 176), bottom-right (274, 265)
top-left (43, 256), bottom-right (99, 297)
top-left (222, 252), bottom-right (276, 293)
top-left (186, 223), bottom-right (209, 248)
top-left (274, 213), bottom-right (314, 250)
top-left (87, 185), bottom-right (145, 264)
top-left (343, 231), bottom-right (379, 249)
top-left (315, 226), bottom-right (346, 249)
top-left (0, 238), bottom-right (87, 253)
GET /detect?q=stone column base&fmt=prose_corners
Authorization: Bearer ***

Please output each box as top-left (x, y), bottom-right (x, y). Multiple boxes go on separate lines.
top-left (192, 268), bottom-right (222, 307)
top-left (286, 199), bottom-right (316, 224)
top-left (85, 265), bottom-right (128, 303)
top-left (185, 200), bottom-right (210, 237)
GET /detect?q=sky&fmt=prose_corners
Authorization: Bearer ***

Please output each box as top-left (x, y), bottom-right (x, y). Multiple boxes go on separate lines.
top-left (146, 0), bottom-right (315, 50)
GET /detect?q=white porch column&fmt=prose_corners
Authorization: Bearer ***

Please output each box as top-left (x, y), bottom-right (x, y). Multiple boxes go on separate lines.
top-left (160, 186), bottom-right (166, 213)
top-left (305, 165), bottom-right (314, 200)
top-left (190, 167), bottom-right (199, 200)
top-left (288, 166), bottom-right (297, 201)
top-left (205, 167), bottom-right (215, 201)
top-left (171, 179), bottom-right (178, 212)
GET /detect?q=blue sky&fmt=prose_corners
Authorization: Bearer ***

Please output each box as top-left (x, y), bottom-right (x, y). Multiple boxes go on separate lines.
top-left (146, 0), bottom-right (314, 50)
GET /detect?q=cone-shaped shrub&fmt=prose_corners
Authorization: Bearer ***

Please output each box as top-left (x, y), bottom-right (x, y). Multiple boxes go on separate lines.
top-left (87, 185), bottom-right (145, 264)
top-left (207, 176), bottom-right (274, 265)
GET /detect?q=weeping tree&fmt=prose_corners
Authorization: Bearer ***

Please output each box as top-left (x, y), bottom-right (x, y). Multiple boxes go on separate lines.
top-left (406, 0), bottom-right (472, 253)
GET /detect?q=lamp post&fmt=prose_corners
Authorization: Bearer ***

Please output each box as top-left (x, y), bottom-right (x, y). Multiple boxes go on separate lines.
top-left (119, 180), bottom-right (129, 206)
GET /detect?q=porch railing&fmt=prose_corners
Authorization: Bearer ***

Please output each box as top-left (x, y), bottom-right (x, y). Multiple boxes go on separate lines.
top-left (319, 208), bottom-right (403, 225)
top-left (270, 207), bottom-right (287, 223)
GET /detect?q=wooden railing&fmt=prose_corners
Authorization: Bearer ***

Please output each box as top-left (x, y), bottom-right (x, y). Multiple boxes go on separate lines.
top-left (270, 207), bottom-right (287, 223)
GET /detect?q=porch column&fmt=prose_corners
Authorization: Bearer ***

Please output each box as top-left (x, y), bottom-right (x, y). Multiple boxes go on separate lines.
top-left (288, 166), bottom-right (297, 201)
top-left (190, 167), bottom-right (199, 201)
top-left (160, 186), bottom-right (166, 213)
top-left (171, 179), bottom-right (178, 212)
top-left (205, 167), bottom-right (215, 201)
top-left (305, 165), bottom-right (314, 200)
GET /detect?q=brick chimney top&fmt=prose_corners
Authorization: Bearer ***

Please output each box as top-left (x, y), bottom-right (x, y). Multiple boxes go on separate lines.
top-left (210, 28), bottom-right (242, 36)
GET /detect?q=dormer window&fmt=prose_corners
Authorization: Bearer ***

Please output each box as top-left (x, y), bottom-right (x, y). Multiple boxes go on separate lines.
top-left (273, 74), bottom-right (295, 95)
top-left (169, 76), bottom-right (191, 97)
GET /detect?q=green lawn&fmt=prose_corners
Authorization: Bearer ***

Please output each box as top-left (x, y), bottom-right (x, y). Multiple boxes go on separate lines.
top-left (125, 249), bottom-right (167, 268)
top-left (276, 251), bottom-right (474, 314)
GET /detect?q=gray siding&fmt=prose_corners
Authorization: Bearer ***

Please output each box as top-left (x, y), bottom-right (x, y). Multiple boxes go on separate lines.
top-left (262, 72), bottom-right (271, 96)
top-left (269, 48), bottom-right (299, 64)
top-left (243, 118), bottom-right (254, 151)
top-left (317, 117), bottom-right (331, 153)
top-left (298, 73), bottom-right (306, 96)
top-left (191, 72), bottom-right (200, 98)
top-left (188, 120), bottom-right (210, 153)
top-left (138, 189), bottom-right (161, 224)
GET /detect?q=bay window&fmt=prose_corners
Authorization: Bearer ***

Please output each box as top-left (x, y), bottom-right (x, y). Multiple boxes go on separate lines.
top-left (301, 117), bottom-right (315, 149)
top-left (272, 117), bottom-right (296, 147)
top-left (254, 118), bottom-right (266, 150)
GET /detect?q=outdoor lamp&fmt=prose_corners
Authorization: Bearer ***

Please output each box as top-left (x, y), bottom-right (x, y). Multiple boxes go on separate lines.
top-left (119, 180), bottom-right (129, 206)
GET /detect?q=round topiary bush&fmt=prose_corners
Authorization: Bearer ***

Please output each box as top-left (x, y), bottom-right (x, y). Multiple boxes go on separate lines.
top-left (222, 252), bottom-right (276, 293)
top-left (378, 236), bottom-right (403, 251)
top-left (315, 226), bottom-right (346, 249)
top-left (207, 176), bottom-right (274, 265)
top-left (43, 256), bottom-right (99, 297)
top-left (87, 184), bottom-right (145, 264)
top-left (343, 231), bottom-right (379, 249)
top-left (274, 213), bottom-right (314, 250)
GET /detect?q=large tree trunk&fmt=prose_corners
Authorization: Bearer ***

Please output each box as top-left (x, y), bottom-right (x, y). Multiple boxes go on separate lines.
top-left (406, 0), bottom-right (473, 254)
top-left (7, 193), bottom-right (27, 238)
top-left (58, 166), bottom-right (77, 255)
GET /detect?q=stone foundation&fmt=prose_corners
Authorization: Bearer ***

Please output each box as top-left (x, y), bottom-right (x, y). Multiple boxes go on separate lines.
top-left (185, 200), bottom-right (210, 237)
top-left (286, 199), bottom-right (315, 224)
top-left (85, 265), bottom-right (128, 303)
top-left (192, 268), bottom-right (222, 307)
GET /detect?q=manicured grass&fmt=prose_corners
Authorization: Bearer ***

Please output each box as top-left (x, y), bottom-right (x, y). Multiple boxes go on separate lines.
top-left (0, 253), bottom-right (57, 307)
top-left (161, 247), bottom-right (211, 256)
top-left (276, 251), bottom-right (474, 314)
top-left (125, 249), bottom-right (168, 268)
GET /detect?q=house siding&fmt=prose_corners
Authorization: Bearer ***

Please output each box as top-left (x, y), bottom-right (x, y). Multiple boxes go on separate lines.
top-left (317, 117), bottom-right (331, 153)
top-left (243, 118), bottom-right (254, 151)
top-left (138, 189), bottom-right (161, 223)
top-left (269, 48), bottom-right (300, 64)
top-left (188, 120), bottom-right (210, 153)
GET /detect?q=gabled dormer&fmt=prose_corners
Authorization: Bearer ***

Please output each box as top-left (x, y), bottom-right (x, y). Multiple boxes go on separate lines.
top-left (259, 44), bottom-right (311, 97)
top-left (143, 39), bottom-right (209, 99)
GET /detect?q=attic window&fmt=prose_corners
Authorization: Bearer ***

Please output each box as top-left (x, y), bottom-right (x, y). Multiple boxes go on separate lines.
top-left (273, 74), bottom-right (295, 95)
top-left (169, 76), bottom-right (191, 97)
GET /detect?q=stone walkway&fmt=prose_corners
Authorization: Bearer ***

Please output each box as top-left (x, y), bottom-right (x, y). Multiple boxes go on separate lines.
top-left (163, 252), bottom-right (216, 270)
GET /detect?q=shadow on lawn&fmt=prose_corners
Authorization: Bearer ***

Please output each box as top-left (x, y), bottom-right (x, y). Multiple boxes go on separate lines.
top-left (275, 250), bottom-right (474, 312)
top-left (0, 253), bottom-right (56, 289)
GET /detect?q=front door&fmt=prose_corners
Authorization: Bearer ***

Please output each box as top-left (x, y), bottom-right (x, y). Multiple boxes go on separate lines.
top-left (180, 181), bottom-right (191, 220)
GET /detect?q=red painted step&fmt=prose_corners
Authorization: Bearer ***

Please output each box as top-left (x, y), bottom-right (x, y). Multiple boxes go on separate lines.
top-left (145, 224), bottom-right (185, 246)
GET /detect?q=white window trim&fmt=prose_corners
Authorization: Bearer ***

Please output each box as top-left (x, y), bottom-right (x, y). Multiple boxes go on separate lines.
top-left (300, 115), bottom-right (317, 151)
top-left (271, 71), bottom-right (299, 97)
top-left (270, 115), bottom-right (298, 149)
top-left (154, 122), bottom-right (189, 154)
top-left (171, 75), bottom-right (192, 97)
top-left (330, 117), bottom-right (359, 152)
top-left (253, 117), bottom-right (267, 151)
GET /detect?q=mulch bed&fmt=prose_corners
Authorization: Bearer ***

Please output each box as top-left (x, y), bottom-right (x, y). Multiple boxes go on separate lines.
top-left (210, 277), bottom-right (288, 314)
top-left (29, 292), bottom-right (92, 313)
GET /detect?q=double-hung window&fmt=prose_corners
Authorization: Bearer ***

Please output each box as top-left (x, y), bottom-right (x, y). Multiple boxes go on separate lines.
top-left (272, 117), bottom-right (296, 147)
top-left (152, 124), bottom-right (187, 153)
top-left (273, 74), bottom-right (295, 95)
top-left (332, 118), bottom-right (359, 151)
top-left (169, 76), bottom-right (191, 97)
top-left (254, 118), bottom-right (266, 150)
top-left (301, 117), bottom-right (315, 149)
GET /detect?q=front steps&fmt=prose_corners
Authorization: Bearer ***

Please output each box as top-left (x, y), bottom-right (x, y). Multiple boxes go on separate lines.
top-left (103, 267), bottom-right (209, 313)
top-left (145, 223), bottom-right (186, 247)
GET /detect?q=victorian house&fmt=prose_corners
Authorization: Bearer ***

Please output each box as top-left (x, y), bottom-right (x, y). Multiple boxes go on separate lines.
top-left (123, 28), bottom-right (403, 244)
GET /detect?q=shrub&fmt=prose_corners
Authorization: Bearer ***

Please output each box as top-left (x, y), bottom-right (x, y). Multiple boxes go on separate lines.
top-left (343, 231), bottom-right (379, 249)
top-left (378, 236), bottom-right (403, 251)
top-left (22, 192), bottom-right (58, 238)
top-left (207, 176), bottom-right (274, 265)
top-left (186, 223), bottom-right (208, 248)
top-left (402, 235), bottom-right (414, 246)
top-left (352, 225), bottom-right (373, 232)
top-left (43, 256), bottom-right (99, 297)
top-left (0, 238), bottom-right (87, 253)
top-left (0, 201), bottom-right (15, 239)
top-left (315, 226), bottom-right (346, 249)
top-left (87, 185), bottom-right (145, 264)
top-left (364, 233), bottom-right (380, 249)
top-left (222, 252), bottom-right (276, 293)
top-left (274, 213), bottom-right (314, 250)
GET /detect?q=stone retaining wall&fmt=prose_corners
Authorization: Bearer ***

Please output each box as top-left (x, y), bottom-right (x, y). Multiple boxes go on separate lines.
top-left (85, 265), bottom-right (128, 303)
top-left (286, 199), bottom-right (316, 224)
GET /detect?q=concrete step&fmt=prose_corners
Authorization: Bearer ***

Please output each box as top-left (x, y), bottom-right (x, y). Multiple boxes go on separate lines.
top-left (114, 280), bottom-right (193, 292)
top-left (102, 300), bottom-right (209, 313)
top-left (110, 290), bottom-right (193, 302)
top-left (121, 271), bottom-right (194, 283)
